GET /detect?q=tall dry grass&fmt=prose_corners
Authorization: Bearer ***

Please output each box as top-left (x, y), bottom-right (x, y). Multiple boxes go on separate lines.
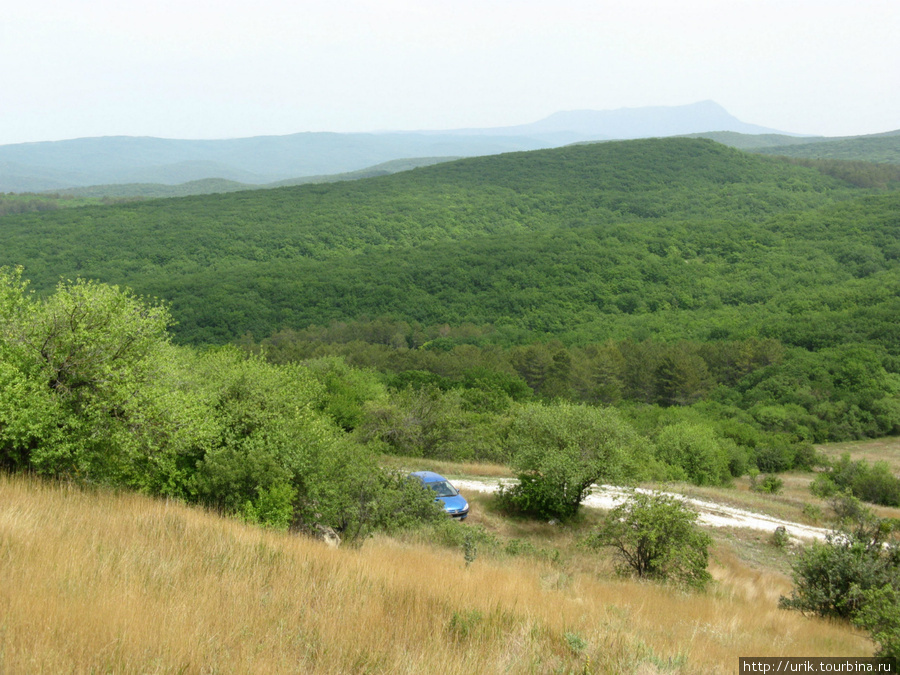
top-left (0, 473), bottom-right (872, 674)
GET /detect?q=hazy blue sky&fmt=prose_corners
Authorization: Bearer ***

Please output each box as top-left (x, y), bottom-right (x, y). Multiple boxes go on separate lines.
top-left (2, 0), bottom-right (897, 145)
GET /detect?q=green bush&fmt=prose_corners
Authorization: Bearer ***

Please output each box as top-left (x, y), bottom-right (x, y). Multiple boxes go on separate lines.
top-left (496, 473), bottom-right (576, 521)
top-left (0, 270), bottom-right (447, 544)
top-left (779, 531), bottom-right (899, 619)
top-left (751, 473), bottom-right (784, 495)
top-left (812, 454), bottom-right (900, 507)
top-left (654, 422), bottom-right (731, 486)
top-left (586, 490), bottom-right (713, 588)
top-left (780, 499), bottom-right (899, 628)
top-left (770, 526), bottom-right (790, 548)
top-left (498, 401), bottom-right (638, 520)
top-left (853, 584), bottom-right (900, 660)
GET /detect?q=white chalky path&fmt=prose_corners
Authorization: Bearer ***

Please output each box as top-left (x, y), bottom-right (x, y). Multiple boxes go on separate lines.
top-left (451, 478), bottom-right (832, 542)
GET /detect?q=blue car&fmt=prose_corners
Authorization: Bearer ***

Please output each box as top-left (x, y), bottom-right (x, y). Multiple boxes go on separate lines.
top-left (410, 471), bottom-right (469, 520)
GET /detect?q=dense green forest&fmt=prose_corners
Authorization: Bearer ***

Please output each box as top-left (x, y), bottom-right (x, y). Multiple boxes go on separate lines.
top-left (2, 137), bottom-right (900, 465)
top-left (750, 132), bottom-right (900, 164)
top-left (2, 138), bottom-right (897, 344)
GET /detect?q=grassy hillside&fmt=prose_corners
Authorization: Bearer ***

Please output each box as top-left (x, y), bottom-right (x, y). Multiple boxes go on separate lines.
top-left (4, 137), bottom-right (896, 345)
top-left (0, 472), bottom-right (872, 673)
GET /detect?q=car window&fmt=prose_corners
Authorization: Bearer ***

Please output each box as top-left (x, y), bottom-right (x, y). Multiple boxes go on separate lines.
top-left (428, 481), bottom-right (459, 498)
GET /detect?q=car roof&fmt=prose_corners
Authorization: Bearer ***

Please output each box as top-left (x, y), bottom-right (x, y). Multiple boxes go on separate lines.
top-left (409, 471), bottom-right (448, 483)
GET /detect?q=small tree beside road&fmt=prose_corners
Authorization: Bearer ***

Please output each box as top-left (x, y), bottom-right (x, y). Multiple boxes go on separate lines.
top-left (587, 490), bottom-right (712, 588)
top-left (497, 401), bottom-right (638, 520)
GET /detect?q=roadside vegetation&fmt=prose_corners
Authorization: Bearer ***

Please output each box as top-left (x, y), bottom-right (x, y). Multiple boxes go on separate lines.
top-left (0, 472), bottom-right (875, 674)
top-left (2, 136), bottom-right (900, 669)
top-left (3, 267), bottom-right (898, 669)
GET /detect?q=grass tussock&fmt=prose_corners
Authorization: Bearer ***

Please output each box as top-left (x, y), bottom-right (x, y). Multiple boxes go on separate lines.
top-left (0, 473), bottom-right (872, 674)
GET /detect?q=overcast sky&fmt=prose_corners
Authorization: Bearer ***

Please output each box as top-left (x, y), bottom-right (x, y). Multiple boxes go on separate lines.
top-left (2, 0), bottom-right (898, 145)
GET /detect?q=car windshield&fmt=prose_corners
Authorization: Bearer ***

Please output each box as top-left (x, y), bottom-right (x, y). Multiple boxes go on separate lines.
top-left (428, 481), bottom-right (459, 498)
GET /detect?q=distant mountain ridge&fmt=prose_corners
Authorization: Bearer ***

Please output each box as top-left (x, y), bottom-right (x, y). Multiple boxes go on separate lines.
top-left (3, 102), bottom-right (896, 195)
top-left (1, 101), bottom-right (802, 192)
top-left (441, 100), bottom-right (788, 139)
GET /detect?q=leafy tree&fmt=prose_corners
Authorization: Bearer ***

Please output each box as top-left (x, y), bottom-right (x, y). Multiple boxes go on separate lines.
top-left (586, 490), bottom-right (713, 588)
top-left (653, 350), bottom-right (712, 406)
top-left (498, 401), bottom-right (639, 519)
top-left (358, 385), bottom-right (465, 459)
top-left (303, 356), bottom-right (388, 431)
top-left (654, 422), bottom-right (731, 485)
top-left (0, 268), bottom-right (180, 482)
top-left (0, 269), bottom-right (443, 541)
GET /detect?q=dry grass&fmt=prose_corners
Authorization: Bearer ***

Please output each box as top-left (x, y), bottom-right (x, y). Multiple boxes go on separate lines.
top-left (0, 473), bottom-right (873, 674)
top-left (816, 437), bottom-right (900, 474)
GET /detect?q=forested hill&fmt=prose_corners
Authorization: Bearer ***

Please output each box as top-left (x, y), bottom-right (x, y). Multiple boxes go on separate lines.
top-left (1, 137), bottom-right (898, 346)
top-left (750, 132), bottom-right (900, 164)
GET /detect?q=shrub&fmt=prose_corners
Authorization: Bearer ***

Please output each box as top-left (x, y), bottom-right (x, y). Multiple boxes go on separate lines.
top-left (586, 490), bottom-right (713, 588)
top-left (801, 502), bottom-right (823, 523)
top-left (753, 435), bottom-right (800, 473)
top-left (853, 584), bottom-right (900, 660)
top-left (752, 473), bottom-right (784, 495)
top-left (779, 530), bottom-right (898, 620)
top-left (812, 454), bottom-right (900, 507)
top-left (654, 422), bottom-right (731, 486)
top-left (498, 401), bottom-right (638, 520)
top-left (780, 498), bottom-right (899, 632)
top-left (770, 526), bottom-right (790, 548)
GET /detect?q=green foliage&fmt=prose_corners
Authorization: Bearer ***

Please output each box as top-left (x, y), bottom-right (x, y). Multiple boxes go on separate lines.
top-left (316, 463), bottom-right (447, 544)
top-left (770, 526), bottom-right (790, 548)
top-left (498, 401), bottom-right (639, 520)
top-left (302, 356), bottom-right (387, 431)
top-left (780, 498), bottom-right (899, 623)
top-left (239, 483), bottom-right (298, 530)
top-left (751, 473), bottom-right (784, 495)
top-left (852, 584), bottom-right (900, 660)
top-left (752, 135), bottom-right (900, 165)
top-left (358, 385), bottom-right (510, 464)
top-left (586, 490), bottom-right (713, 588)
top-left (0, 192), bottom-right (107, 216)
top-left (653, 422), bottom-right (731, 486)
top-left (463, 532), bottom-right (478, 567)
top-left (5, 135), bottom-right (900, 493)
top-left (0, 269), bottom-right (178, 483)
top-left (0, 270), bottom-right (442, 542)
top-left (811, 454), bottom-right (900, 507)
top-left (255, 322), bottom-right (900, 452)
top-left (779, 530), bottom-right (899, 619)
top-left (359, 386), bottom-right (468, 459)
top-left (2, 138), bottom-right (892, 349)
top-left (564, 631), bottom-right (587, 655)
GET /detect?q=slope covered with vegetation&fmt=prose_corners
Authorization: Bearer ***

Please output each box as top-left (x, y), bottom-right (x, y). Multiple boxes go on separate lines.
top-left (4, 136), bottom-right (900, 663)
top-left (3, 137), bottom-right (900, 451)
top-left (1, 471), bottom-right (874, 673)
top-left (750, 132), bottom-right (900, 164)
top-left (0, 137), bottom-right (890, 342)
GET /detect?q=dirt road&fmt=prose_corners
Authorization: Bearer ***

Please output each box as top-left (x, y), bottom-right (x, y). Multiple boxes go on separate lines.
top-left (452, 478), bottom-right (831, 542)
